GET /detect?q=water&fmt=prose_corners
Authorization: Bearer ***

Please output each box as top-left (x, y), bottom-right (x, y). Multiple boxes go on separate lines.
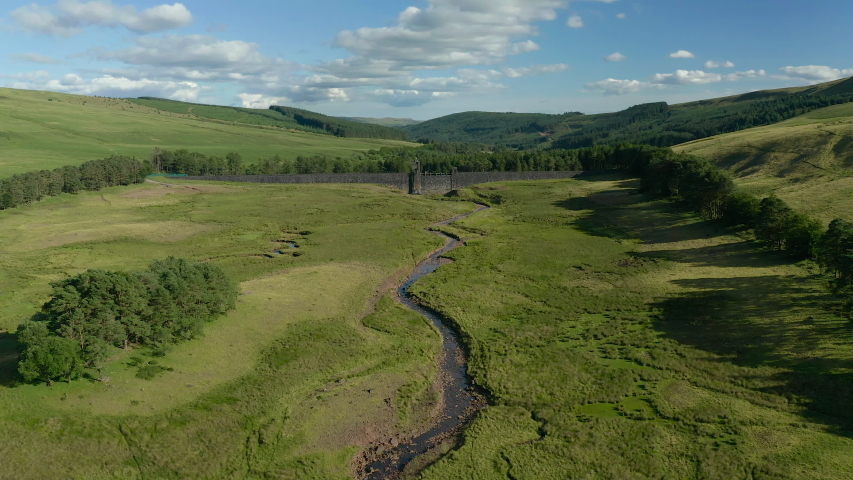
top-left (361, 205), bottom-right (488, 479)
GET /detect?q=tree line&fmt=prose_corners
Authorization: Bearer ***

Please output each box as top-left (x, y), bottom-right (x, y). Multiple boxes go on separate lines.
top-left (269, 105), bottom-right (410, 140)
top-left (16, 257), bottom-right (238, 384)
top-left (633, 149), bottom-right (853, 313)
top-left (0, 156), bottom-right (149, 210)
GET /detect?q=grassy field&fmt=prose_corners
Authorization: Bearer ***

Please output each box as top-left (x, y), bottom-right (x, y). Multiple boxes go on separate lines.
top-left (0, 179), bottom-right (474, 479)
top-left (0, 88), bottom-right (415, 177)
top-left (409, 176), bottom-right (853, 479)
top-left (674, 102), bottom-right (853, 223)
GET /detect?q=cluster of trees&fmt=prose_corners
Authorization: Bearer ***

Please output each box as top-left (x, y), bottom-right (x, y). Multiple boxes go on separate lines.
top-left (17, 258), bottom-right (238, 384)
top-left (636, 150), bottom-right (853, 312)
top-left (0, 156), bottom-right (149, 210)
top-left (269, 106), bottom-right (409, 140)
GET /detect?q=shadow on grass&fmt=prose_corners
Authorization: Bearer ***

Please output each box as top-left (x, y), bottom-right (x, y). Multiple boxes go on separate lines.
top-left (654, 276), bottom-right (853, 435)
top-left (556, 176), bottom-right (853, 435)
top-left (0, 331), bottom-right (21, 387)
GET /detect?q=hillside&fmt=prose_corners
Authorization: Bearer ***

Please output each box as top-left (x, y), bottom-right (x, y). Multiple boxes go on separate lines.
top-left (0, 88), bottom-right (415, 177)
top-left (403, 77), bottom-right (853, 150)
top-left (674, 101), bottom-right (853, 223)
top-left (131, 97), bottom-right (410, 141)
top-left (340, 116), bottom-right (422, 127)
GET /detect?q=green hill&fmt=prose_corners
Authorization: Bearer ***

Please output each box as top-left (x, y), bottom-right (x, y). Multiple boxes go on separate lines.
top-left (340, 116), bottom-right (422, 127)
top-left (674, 101), bottom-right (853, 223)
top-left (131, 97), bottom-right (410, 140)
top-left (403, 77), bottom-right (853, 150)
top-left (0, 88), bottom-right (415, 177)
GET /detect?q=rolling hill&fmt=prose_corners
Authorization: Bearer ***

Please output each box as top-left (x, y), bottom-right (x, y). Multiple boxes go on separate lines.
top-left (674, 101), bottom-right (853, 223)
top-left (0, 88), bottom-right (416, 177)
top-left (339, 116), bottom-right (422, 127)
top-left (403, 77), bottom-right (853, 150)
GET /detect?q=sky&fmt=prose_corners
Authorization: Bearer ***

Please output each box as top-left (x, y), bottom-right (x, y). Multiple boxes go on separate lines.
top-left (1, 0), bottom-right (852, 120)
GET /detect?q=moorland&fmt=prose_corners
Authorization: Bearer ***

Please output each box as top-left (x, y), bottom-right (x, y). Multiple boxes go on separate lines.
top-left (1, 80), bottom-right (852, 479)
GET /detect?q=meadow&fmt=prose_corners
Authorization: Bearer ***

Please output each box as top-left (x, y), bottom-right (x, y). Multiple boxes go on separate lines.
top-left (0, 88), bottom-right (414, 177)
top-left (410, 176), bottom-right (853, 479)
top-left (675, 102), bottom-right (853, 224)
top-left (0, 179), bottom-right (474, 479)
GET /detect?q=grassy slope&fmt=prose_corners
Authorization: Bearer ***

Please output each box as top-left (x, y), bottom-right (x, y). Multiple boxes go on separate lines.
top-left (412, 177), bottom-right (853, 479)
top-left (0, 88), bottom-right (415, 177)
top-left (0, 180), bottom-right (475, 479)
top-left (674, 102), bottom-right (853, 223)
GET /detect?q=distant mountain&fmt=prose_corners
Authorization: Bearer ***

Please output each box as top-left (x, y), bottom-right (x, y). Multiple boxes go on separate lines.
top-left (339, 117), bottom-right (422, 128)
top-left (402, 76), bottom-right (853, 150)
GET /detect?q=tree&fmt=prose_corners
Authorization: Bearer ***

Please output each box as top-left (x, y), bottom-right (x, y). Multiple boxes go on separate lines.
top-left (226, 152), bottom-right (243, 175)
top-left (755, 195), bottom-right (794, 250)
top-left (17, 322), bottom-right (83, 384)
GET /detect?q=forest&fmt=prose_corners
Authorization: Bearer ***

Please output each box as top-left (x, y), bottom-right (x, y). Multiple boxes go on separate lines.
top-left (16, 257), bottom-right (238, 384)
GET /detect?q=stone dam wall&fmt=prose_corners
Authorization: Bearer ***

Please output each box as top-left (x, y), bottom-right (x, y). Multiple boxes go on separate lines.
top-left (174, 170), bottom-right (583, 195)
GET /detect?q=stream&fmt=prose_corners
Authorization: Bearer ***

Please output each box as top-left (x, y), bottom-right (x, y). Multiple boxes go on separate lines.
top-left (360, 205), bottom-right (489, 479)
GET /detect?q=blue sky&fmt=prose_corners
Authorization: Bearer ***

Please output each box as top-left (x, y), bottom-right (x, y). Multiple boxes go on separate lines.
top-left (2, 0), bottom-right (852, 120)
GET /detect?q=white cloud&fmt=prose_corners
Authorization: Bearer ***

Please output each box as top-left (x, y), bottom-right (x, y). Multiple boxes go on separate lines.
top-left (567, 15), bottom-right (583, 28)
top-left (369, 89), bottom-right (453, 107)
top-left (616, 12), bottom-right (626, 19)
top-left (0, 70), bottom-right (51, 81)
top-left (586, 67), bottom-right (767, 96)
top-left (704, 60), bottom-right (735, 69)
top-left (652, 69), bottom-right (721, 85)
top-left (778, 65), bottom-right (853, 84)
top-left (669, 50), bottom-right (695, 59)
top-left (504, 63), bottom-right (569, 78)
top-left (10, 52), bottom-right (62, 64)
top-left (585, 78), bottom-right (656, 95)
top-left (237, 93), bottom-right (289, 109)
top-left (11, 0), bottom-right (192, 37)
top-left (8, 73), bottom-right (201, 101)
top-left (725, 69), bottom-right (766, 81)
top-left (605, 52), bottom-right (626, 62)
top-left (333, 0), bottom-right (571, 70)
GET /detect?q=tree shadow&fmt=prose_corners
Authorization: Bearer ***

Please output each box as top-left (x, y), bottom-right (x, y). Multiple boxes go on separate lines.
top-left (0, 331), bottom-right (21, 387)
top-left (554, 177), bottom-right (853, 435)
top-left (653, 276), bottom-right (853, 435)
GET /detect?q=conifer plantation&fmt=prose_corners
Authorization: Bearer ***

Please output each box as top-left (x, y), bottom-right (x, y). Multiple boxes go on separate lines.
top-left (17, 258), bottom-right (238, 384)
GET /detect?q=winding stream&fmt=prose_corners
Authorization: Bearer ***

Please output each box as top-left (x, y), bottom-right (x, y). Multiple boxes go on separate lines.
top-left (361, 205), bottom-right (489, 479)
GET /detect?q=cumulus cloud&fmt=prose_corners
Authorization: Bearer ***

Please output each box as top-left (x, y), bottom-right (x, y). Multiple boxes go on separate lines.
top-left (8, 73), bottom-right (201, 101)
top-left (778, 65), bottom-right (853, 84)
top-left (504, 63), bottom-right (569, 78)
top-left (585, 78), bottom-right (656, 95)
top-left (605, 52), bottom-right (626, 62)
top-left (237, 93), bottom-right (289, 109)
top-left (333, 0), bottom-right (572, 70)
top-left (652, 69), bottom-right (721, 85)
top-left (586, 67), bottom-right (767, 96)
top-left (725, 69), bottom-right (766, 81)
top-left (567, 15), bottom-right (583, 28)
top-left (10, 52), bottom-right (62, 64)
top-left (669, 50), bottom-right (695, 59)
top-left (368, 89), bottom-right (453, 107)
top-left (704, 60), bottom-right (734, 69)
top-left (11, 0), bottom-right (192, 37)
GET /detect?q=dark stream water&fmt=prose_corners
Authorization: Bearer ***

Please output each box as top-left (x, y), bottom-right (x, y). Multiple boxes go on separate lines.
top-left (361, 205), bottom-right (489, 480)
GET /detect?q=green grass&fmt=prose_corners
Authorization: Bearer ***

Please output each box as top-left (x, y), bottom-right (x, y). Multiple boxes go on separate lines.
top-left (0, 88), bottom-right (415, 177)
top-left (0, 179), bottom-right (474, 478)
top-left (674, 102), bottom-right (853, 223)
top-left (412, 176), bottom-right (853, 479)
